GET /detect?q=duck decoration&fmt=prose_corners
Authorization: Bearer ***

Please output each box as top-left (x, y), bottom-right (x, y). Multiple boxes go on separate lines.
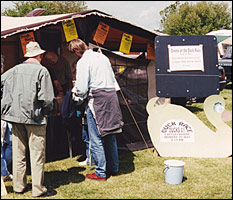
top-left (147, 95), bottom-right (232, 158)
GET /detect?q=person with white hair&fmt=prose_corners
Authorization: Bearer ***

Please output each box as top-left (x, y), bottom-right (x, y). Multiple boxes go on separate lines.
top-left (1, 42), bottom-right (56, 197)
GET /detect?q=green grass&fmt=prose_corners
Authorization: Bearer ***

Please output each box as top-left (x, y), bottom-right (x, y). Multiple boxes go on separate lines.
top-left (2, 86), bottom-right (232, 199)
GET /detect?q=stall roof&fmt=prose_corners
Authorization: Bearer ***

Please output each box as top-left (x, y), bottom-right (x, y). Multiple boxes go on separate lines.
top-left (1, 10), bottom-right (99, 38)
top-left (1, 9), bottom-right (165, 52)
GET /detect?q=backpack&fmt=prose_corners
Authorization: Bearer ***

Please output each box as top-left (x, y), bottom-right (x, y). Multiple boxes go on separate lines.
top-left (61, 90), bottom-right (85, 120)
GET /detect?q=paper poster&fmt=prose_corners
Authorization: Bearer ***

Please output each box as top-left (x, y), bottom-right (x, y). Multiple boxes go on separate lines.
top-left (62, 19), bottom-right (78, 42)
top-left (147, 43), bottom-right (155, 60)
top-left (168, 45), bottom-right (204, 71)
top-left (119, 33), bottom-right (133, 54)
top-left (93, 22), bottom-right (110, 45)
top-left (19, 32), bottom-right (35, 55)
top-left (160, 120), bottom-right (194, 142)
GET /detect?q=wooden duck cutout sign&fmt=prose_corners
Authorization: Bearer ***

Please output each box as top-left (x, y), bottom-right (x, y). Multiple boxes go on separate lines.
top-left (147, 95), bottom-right (232, 158)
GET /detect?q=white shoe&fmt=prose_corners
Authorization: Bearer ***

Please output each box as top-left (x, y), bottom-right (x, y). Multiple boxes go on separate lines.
top-left (79, 158), bottom-right (88, 166)
top-left (2, 174), bottom-right (13, 181)
top-left (79, 158), bottom-right (94, 166)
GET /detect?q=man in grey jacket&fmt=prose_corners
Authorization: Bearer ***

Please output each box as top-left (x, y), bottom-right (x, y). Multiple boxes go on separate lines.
top-left (1, 41), bottom-right (56, 197)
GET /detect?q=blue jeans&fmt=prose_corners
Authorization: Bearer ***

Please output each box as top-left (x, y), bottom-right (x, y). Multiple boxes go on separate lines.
top-left (86, 107), bottom-right (119, 178)
top-left (82, 121), bottom-right (90, 159)
top-left (1, 123), bottom-right (12, 176)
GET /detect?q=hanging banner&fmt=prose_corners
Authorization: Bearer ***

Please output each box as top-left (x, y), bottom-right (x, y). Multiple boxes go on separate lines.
top-left (93, 22), bottom-right (110, 45)
top-left (119, 33), bottom-right (133, 54)
top-left (147, 43), bottom-right (155, 60)
top-left (19, 32), bottom-right (35, 55)
top-left (62, 19), bottom-right (78, 42)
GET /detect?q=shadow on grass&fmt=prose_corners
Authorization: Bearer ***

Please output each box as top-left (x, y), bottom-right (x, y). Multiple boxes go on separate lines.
top-left (76, 150), bottom-right (136, 176)
top-left (225, 83), bottom-right (232, 89)
top-left (4, 167), bottom-right (85, 196)
top-left (186, 106), bottom-right (203, 113)
top-left (182, 176), bottom-right (188, 183)
top-left (5, 185), bottom-right (14, 193)
top-left (44, 167), bottom-right (86, 189)
top-left (118, 150), bottom-right (135, 175)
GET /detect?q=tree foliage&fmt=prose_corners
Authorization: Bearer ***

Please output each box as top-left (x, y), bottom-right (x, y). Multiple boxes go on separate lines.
top-left (159, 1), bottom-right (232, 35)
top-left (1, 1), bottom-right (88, 17)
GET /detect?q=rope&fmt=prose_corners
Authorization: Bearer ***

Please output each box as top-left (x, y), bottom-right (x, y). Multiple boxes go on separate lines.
top-left (119, 89), bottom-right (149, 149)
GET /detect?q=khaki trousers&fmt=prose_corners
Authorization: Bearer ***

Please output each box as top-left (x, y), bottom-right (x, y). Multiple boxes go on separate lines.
top-left (12, 123), bottom-right (47, 197)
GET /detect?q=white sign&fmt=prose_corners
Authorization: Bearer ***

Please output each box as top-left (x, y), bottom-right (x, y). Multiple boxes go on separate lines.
top-left (160, 120), bottom-right (195, 142)
top-left (168, 45), bottom-right (204, 71)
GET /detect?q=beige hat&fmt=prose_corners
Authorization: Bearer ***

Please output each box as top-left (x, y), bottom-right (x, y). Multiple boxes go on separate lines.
top-left (24, 41), bottom-right (46, 57)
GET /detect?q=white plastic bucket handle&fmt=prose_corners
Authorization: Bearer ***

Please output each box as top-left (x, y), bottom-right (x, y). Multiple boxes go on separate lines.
top-left (163, 160), bottom-right (185, 173)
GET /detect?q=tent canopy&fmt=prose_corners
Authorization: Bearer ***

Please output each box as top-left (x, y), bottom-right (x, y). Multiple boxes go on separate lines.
top-left (222, 36), bottom-right (232, 45)
top-left (206, 29), bottom-right (232, 43)
top-left (206, 29), bottom-right (232, 36)
top-left (1, 9), bottom-right (160, 156)
top-left (1, 9), bottom-right (164, 52)
top-left (206, 29), bottom-right (232, 56)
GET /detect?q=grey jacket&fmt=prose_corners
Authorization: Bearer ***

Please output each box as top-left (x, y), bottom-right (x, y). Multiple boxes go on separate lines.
top-left (1, 61), bottom-right (54, 125)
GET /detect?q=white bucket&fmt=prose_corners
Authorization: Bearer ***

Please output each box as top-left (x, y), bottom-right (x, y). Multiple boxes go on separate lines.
top-left (164, 159), bottom-right (185, 185)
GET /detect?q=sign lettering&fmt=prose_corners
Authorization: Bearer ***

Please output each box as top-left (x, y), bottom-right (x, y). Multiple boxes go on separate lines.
top-left (119, 33), bottom-right (133, 54)
top-left (19, 32), bottom-right (35, 55)
top-left (93, 22), bottom-right (110, 45)
top-left (62, 19), bottom-right (78, 42)
top-left (160, 120), bottom-right (195, 142)
top-left (168, 45), bottom-right (204, 71)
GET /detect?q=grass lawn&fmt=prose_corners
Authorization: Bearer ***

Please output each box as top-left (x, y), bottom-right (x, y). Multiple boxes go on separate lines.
top-left (2, 84), bottom-right (232, 199)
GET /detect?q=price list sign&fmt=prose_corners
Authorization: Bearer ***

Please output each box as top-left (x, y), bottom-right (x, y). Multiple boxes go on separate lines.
top-left (62, 19), bottom-right (78, 42)
top-left (19, 32), bottom-right (35, 55)
top-left (93, 22), bottom-right (110, 45)
top-left (119, 33), bottom-right (133, 54)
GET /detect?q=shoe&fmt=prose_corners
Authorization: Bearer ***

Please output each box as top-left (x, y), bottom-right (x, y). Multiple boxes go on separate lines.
top-left (35, 189), bottom-right (57, 198)
top-left (2, 174), bottom-right (13, 181)
top-left (15, 187), bottom-right (28, 195)
top-left (79, 158), bottom-right (94, 166)
top-left (86, 173), bottom-right (106, 181)
top-left (15, 191), bottom-right (24, 195)
top-left (79, 158), bottom-right (88, 166)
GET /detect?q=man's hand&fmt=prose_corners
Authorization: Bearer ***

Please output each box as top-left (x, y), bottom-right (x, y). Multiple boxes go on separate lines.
top-left (72, 93), bottom-right (84, 105)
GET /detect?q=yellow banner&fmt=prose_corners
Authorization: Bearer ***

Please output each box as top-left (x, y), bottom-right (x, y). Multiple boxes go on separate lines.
top-left (19, 32), bottom-right (35, 55)
top-left (62, 19), bottom-right (78, 42)
top-left (93, 22), bottom-right (110, 45)
top-left (147, 43), bottom-right (155, 60)
top-left (119, 33), bottom-right (133, 54)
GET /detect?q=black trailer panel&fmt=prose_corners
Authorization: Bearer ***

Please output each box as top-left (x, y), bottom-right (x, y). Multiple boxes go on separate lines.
top-left (155, 35), bottom-right (220, 97)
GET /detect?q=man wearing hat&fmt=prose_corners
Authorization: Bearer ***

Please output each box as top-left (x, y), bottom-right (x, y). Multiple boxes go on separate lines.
top-left (1, 41), bottom-right (56, 197)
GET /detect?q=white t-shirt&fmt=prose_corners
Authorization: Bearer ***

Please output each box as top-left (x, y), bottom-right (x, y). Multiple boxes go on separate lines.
top-left (72, 49), bottom-right (120, 100)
